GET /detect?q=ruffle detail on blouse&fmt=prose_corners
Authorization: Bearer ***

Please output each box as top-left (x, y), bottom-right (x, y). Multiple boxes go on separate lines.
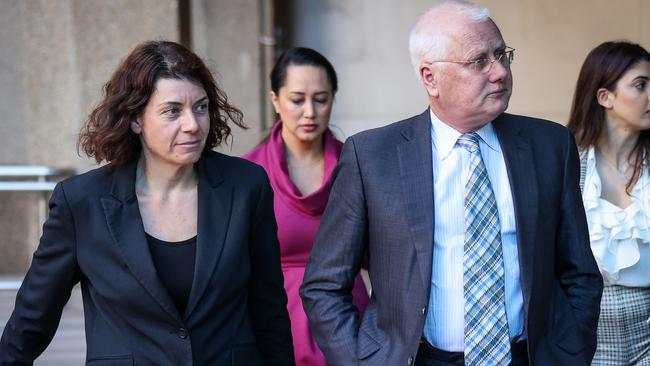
top-left (583, 147), bottom-right (650, 285)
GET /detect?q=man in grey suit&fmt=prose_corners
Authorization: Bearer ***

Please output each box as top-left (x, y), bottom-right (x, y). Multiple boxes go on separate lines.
top-left (300, 1), bottom-right (603, 365)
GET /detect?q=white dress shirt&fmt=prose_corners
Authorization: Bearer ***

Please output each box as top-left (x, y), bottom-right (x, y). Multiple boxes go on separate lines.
top-left (423, 109), bottom-right (525, 351)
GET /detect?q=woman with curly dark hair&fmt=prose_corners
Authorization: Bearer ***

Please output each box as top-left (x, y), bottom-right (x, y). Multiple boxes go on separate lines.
top-left (0, 40), bottom-right (294, 366)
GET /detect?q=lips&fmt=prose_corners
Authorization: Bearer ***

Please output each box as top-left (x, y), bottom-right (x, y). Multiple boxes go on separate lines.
top-left (300, 124), bottom-right (319, 132)
top-left (177, 140), bottom-right (201, 148)
top-left (488, 89), bottom-right (508, 96)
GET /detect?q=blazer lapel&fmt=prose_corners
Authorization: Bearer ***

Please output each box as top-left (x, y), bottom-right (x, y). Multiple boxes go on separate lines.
top-left (184, 156), bottom-right (232, 318)
top-left (101, 160), bottom-right (181, 321)
top-left (397, 110), bottom-right (435, 290)
top-left (493, 114), bottom-right (538, 314)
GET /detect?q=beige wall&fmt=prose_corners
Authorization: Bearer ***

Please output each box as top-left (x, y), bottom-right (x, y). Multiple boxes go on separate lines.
top-left (289, 1), bottom-right (430, 139)
top-left (289, 0), bottom-right (650, 139)
top-left (0, 0), bottom-right (179, 273)
top-left (487, 0), bottom-right (650, 124)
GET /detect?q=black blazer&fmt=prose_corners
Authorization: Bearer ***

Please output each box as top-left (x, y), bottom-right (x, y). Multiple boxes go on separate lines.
top-left (0, 151), bottom-right (295, 366)
top-left (301, 111), bottom-right (603, 365)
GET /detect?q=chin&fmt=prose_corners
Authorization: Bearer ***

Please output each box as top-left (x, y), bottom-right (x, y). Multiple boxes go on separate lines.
top-left (489, 103), bottom-right (509, 119)
top-left (298, 132), bottom-right (325, 143)
top-left (176, 153), bottom-right (203, 166)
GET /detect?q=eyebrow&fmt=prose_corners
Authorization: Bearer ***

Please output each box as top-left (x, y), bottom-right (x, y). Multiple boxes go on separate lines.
top-left (466, 44), bottom-right (507, 60)
top-left (633, 76), bottom-right (649, 81)
top-left (193, 96), bottom-right (209, 104)
top-left (158, 96), bottom-right (209, 107)
top-left (288, 91), bottom-right (330, 96)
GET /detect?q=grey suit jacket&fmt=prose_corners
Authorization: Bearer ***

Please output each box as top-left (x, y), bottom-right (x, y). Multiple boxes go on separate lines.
top-left (300, 110), bottom-right (603, 365)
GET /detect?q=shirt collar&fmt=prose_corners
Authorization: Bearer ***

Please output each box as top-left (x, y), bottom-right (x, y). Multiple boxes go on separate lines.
top-left (429, 108), bottom-right (501, 160)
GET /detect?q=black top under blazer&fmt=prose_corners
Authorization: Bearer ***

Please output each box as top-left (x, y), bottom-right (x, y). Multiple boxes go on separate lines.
top-left (0, 151), bottom-right (295, 366)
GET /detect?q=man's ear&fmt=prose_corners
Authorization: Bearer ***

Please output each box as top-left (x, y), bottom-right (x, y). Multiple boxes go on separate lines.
top-left (596, 88), bottom-right (613, 109)
top-left (420, 63), bottom-right (439, 98)
top-left (130, 119), bottom-right (142, 134)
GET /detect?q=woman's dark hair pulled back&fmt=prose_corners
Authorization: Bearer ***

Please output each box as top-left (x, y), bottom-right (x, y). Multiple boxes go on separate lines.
top-left (270, 47), bottom-right (338, 95)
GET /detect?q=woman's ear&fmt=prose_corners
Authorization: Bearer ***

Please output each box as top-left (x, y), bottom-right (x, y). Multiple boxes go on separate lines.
top-left (596, 88), bottom-right (613, 109)
top-left (270, 90), bottom-right (280, 114)
top-left (130, 119), bottom-right (142, 134)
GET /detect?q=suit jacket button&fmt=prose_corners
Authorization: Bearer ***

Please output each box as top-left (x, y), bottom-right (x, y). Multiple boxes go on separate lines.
top-left (408, 356), bottom-right (414, 365)
top-left (422, 307), bottom-right (426, 315)
top-left (178, 327), bottom-right (188, 339)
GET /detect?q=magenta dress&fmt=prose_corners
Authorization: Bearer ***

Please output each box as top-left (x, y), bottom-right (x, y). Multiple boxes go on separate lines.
top-left (244, 121), bottom-right (369, 365)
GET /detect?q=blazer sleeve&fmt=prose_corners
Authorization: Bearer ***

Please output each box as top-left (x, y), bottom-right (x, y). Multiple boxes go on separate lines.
top-left (0, 183), bottom-right (81, 365)
top-left (300, 137), bottom-right (367, 365)
top-left (248, 172), bottom-right (295, 366)
top-left (555, 129), bottom-right (603, 349)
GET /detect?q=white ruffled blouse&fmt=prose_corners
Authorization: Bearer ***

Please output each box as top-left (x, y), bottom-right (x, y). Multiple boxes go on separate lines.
top-left (583, 146), bottom-right (650, 287)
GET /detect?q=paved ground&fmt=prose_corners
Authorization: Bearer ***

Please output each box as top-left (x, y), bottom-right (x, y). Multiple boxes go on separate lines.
top-left (0, 277), bottom-right (86, 365)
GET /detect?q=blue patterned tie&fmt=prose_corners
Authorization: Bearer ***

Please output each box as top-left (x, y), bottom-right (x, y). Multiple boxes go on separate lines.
top-left (457, 133), bottom-right (511, 366)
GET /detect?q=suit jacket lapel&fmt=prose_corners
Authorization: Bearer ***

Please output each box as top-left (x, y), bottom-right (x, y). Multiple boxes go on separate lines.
top-left (493, 114), bottom-right (537, 314)
top-left (397, 110), bottom-right (435, 290)
top-left (101, 160), bottom-right (181, 321)
top-left (184, 156), bottom-right (232, 318)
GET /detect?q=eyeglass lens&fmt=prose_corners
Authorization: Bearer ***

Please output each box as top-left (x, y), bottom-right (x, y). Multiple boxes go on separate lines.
top-left (481, 49), bottom-right (514, 72)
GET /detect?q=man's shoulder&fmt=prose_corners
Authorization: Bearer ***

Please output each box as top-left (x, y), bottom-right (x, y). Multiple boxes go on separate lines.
top-left (495, 113), bottom-right (575, 155)
top-left (496, 112), bottom-right (568, 136)
top-left (348, 110), bottom-right (429, 146)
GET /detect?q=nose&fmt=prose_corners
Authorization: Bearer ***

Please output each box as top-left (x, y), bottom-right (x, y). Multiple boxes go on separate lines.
top-left (488, 59), bottom-right (509, 83)
top-left (181, 110), bottom-right (199, 132)
top-left (303, 99), bottom-right (315, 119)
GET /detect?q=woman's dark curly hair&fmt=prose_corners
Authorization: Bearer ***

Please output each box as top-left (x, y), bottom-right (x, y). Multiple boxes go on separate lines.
top-left (78, 40), bottom-right (246, 167)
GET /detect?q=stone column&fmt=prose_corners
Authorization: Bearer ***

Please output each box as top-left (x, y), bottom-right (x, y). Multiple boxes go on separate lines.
top-left (0, 0), bottom-right (179, 273)
top-left (191, 0), bottom-right (271, 156)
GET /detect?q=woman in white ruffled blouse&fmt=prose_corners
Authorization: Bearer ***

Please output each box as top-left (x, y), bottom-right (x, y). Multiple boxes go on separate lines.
top-left (568, 41), bottom-right (650, 365)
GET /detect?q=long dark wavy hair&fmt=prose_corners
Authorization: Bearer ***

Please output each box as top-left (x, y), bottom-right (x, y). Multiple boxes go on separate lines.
top-left (567, 41), bottom-right (650, 192)
top-left (78, 40), bottom-right (246, 167)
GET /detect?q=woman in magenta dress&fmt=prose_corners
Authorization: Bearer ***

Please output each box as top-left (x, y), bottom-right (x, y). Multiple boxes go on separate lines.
top-left (244, 47), bottom-right (369, 365)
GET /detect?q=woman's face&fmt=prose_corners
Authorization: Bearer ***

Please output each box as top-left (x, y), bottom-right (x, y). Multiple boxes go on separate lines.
top-left (131, 78), bottom-right (210, 167)
top-left (271, 64), bottom-right (334, 145)
top-left (601, 60), bottom-right (650, 132)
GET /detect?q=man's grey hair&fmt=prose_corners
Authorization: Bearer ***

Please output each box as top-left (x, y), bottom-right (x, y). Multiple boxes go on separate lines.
top-left (408, 0), bottom-right (491, 76)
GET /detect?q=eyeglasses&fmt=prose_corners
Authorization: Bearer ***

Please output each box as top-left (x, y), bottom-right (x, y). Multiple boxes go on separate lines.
top-left (426, 46), bottom-right (515, 74)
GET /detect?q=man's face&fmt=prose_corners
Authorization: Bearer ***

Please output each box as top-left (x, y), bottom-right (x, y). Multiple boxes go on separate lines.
top-left (430, 20), bottom-right (512, 132)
